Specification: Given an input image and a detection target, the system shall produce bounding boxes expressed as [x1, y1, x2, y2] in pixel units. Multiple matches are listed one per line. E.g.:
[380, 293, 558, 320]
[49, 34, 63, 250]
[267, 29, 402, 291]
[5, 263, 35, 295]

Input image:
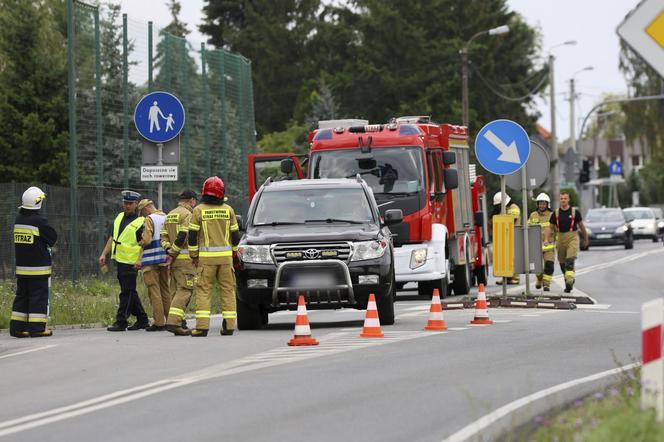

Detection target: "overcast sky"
[119, 0, 640, 141]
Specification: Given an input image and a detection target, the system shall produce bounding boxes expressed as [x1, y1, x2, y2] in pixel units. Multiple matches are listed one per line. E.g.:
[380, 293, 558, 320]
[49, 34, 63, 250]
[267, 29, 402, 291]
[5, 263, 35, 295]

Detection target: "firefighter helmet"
[20, 186, 46, 210]
[202, 176, 225, 199]
[535, 193, 550, 204]
[493, 192, 510, 206]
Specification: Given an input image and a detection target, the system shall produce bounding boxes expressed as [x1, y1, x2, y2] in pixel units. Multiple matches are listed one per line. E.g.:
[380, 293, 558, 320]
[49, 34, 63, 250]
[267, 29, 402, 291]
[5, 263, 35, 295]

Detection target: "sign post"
[134, 91, 186, 208]
[475, 119, 530, 298]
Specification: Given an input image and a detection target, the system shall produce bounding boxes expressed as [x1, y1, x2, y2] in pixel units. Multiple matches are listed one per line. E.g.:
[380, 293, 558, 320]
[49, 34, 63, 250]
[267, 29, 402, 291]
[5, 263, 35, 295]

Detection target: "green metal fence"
[18, 0, 255, 281]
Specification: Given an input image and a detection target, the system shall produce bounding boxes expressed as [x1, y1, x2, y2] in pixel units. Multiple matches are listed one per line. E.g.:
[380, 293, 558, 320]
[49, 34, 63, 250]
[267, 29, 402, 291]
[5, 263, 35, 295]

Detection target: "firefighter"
[99, 190, 150, 331]
[187, 176, 241, 337]
[546, 190, 589, 293]
[492, 192, 521, 284]
[136, 199, 170, 331]
[161, 190, 198, 336]
[529, 193, 554, 291]
[10, 186, 58, 338]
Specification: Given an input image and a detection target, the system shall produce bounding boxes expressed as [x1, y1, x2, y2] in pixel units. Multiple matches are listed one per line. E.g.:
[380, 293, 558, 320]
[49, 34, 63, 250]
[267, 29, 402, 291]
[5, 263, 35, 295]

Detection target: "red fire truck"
[248, 116, 489, 296]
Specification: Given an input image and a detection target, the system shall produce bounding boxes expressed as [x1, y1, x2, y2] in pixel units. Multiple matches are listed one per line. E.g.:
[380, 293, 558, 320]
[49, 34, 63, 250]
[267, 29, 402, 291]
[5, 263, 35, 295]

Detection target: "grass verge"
[1, 274, 224, 329]
[514, 366, 664, 442]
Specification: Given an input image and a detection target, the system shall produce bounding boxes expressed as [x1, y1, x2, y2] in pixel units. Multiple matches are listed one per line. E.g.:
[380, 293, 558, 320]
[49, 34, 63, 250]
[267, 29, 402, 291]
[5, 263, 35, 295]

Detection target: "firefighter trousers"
[116, 263, 148, 327]
[556, 232, 578, 285]
[143, 265, 170, 326]
[10, 277, 50, 336]
[194, 263, 236, 331]
[166, 264, 196, 327]
[536, 249, 555, 288]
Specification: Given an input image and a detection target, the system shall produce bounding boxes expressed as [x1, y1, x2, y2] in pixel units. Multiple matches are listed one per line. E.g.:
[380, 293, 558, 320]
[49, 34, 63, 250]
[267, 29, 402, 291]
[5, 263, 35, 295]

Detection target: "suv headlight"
[351, 240, 388, 261]
[410, 248, 427, 269]
[615, 225, 628, 234]
[237, 245, 273, 264]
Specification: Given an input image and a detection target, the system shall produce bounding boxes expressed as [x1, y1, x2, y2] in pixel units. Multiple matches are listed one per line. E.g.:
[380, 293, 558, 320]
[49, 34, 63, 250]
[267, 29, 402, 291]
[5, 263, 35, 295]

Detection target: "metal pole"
[219, 53, 228, 178]
[157, 143, 163, 209]
[549, 54, 560, 206]
[181, 40, 191, 188]
[570, 78, 576, 154]
[94, 6, 104, 254]
[148, 22, 153, 92]
[461, 48, 469, 128]
[202, 43, 211, 176]
[500, 176, 507, 298]
[67, 0, 79, 282]
[521, 168, 530, 295]
[122, 14, 129, 189]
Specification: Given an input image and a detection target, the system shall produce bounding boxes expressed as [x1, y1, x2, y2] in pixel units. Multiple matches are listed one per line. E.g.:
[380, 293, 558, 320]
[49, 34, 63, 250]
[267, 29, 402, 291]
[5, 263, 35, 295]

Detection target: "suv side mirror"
[280, 158, 294, 175]
[443, 151, 456, 165]
[384, 209, 403, 226]
[235, 214, 245, 231]
[443, 168, 458, 190]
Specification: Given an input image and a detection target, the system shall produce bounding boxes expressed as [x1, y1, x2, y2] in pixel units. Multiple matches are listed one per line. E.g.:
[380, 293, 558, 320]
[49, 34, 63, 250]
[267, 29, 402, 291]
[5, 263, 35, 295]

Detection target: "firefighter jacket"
[138, 211, 167, 267]
[111, 213, 145, 265]
[507, 203, 521, 226]
[187, 202, 239, 265]
[160, 202, 194, 267]
[529, 209, 555, 250]
[14, 209, 58, 278]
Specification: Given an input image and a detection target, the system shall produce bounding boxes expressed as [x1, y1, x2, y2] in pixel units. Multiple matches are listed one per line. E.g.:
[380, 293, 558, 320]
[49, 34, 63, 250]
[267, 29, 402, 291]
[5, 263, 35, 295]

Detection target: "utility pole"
[549, 54, 560, 205]
[570, 77, 577, 154]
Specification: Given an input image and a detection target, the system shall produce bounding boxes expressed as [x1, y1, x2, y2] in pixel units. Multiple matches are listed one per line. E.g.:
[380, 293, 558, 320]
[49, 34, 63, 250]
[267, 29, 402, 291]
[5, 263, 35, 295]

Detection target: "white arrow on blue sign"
[134, 91, 185, 143]
[609, 160, 623, 176]
[474, 119, 531, 175]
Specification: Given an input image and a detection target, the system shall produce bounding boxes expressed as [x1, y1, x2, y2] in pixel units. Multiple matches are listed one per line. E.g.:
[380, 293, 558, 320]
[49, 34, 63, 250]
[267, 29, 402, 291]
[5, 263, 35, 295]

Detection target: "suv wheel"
[376, 279, 395, 325]
[237, 297, 263, 330]
[452, 262, 471, 295]
[653, 234, 659, 243]
[418, 276, 449, 298]
[625, 234, 634, 249]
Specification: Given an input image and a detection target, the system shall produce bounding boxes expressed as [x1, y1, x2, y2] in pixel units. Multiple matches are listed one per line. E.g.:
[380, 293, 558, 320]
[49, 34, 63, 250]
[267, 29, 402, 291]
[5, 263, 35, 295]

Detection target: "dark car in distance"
[584, 208, 633, 249]
[235, 178, 402, 330]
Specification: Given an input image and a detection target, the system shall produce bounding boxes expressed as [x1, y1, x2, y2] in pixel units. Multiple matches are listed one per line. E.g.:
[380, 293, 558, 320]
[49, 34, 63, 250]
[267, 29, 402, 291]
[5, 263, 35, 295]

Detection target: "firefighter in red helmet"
[186, 176, 241, 336]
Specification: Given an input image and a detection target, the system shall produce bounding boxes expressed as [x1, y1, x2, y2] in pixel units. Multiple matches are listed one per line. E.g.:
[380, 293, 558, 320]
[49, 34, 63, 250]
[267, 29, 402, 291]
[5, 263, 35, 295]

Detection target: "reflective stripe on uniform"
[542, 274, 553, 282]
[16, 265, 51, 276]
[222, 311, 237, 319]
[199, 245, 232, 257]
[188, 223, 201, 231]
[564, 271, 575, 279]
[195, 310, 211, 319]
[11, 311, 28, 322]
[542, 244, 555, 251]
[176, 250, 190, 260]
[28, 313, 48, 323]
[169, 307, 185, 318]
[200, 246, 232, 252]
[14, 224, 40, 235]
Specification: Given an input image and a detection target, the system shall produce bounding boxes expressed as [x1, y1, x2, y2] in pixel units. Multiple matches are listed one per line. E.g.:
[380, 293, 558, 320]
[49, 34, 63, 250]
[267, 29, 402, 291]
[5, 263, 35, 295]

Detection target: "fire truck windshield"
[312, 147, 425, 195]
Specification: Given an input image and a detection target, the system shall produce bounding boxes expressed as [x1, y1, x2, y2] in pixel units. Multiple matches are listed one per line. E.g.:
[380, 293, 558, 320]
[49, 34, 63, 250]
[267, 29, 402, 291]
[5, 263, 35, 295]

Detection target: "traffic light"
[579, 159, 590, 183]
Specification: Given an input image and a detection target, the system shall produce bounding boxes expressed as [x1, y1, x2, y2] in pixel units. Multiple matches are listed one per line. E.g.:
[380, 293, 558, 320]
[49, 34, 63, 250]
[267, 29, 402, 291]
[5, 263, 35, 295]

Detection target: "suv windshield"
[311, 147, 425, 195]
[253, 187, 374, 225]
[586, 210, 624, 223]
[624, 208, 655, 220]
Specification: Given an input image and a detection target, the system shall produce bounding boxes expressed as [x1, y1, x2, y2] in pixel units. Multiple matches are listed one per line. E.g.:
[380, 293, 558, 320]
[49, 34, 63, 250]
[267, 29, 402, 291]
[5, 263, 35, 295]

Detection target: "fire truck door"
[248, 153, 304, 201]
[427, 150, 444, 224]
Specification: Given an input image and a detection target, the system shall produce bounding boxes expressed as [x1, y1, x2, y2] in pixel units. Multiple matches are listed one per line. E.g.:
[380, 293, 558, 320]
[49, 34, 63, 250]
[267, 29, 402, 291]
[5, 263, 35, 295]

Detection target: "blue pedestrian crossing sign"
[609, 160, 623, 176]
[134, 91, 185, 143]
[474, 119, 531, 175]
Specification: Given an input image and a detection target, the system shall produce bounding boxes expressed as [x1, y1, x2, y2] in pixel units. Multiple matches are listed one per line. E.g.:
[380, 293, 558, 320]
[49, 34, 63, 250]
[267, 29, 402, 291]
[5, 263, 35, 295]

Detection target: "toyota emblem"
[303, 248, 320, 259]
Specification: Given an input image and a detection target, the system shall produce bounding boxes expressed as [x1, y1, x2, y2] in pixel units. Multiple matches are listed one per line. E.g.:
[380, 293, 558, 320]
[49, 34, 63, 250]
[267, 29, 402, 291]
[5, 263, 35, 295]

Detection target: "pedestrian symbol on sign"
[134, 91, 185, 143]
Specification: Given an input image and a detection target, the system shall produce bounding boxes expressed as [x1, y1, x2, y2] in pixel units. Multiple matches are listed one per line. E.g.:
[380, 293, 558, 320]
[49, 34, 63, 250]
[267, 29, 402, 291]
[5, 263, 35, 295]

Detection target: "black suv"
[236, 178, 402, 329]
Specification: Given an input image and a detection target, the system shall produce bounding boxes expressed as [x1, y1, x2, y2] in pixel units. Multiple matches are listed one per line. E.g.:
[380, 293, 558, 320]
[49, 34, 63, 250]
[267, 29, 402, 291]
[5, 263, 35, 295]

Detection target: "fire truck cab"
[248, 116, 488, 296]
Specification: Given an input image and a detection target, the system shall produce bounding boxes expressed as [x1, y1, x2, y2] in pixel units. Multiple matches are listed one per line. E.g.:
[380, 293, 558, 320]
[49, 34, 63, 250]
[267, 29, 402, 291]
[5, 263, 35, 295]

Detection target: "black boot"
[127, 321, 149, 331]
[191, 329, 208, 337]
[167, 325, 191, 336]
[107, 323, 127, 332]
[30, 330, 53, 338]
[180, 319, 188, 330]
[145, 324, 166, 332]
[220, 319, 234, 336]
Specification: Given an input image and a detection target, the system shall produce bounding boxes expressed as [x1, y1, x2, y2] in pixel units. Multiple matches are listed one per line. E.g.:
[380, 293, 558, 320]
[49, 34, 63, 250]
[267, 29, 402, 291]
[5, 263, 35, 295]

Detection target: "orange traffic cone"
[288, 295, 319, 346]
[470, 283, 493, 325]
[424, 288, 448, 331]
[360, 293, 384, 338]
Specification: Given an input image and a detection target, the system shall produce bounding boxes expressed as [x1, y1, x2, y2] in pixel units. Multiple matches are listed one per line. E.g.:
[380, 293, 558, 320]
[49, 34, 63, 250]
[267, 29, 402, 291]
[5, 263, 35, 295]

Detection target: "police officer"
[99, 190, 150, 331]
[10, 186, 57, 338]
[136, 199, 170, 331]
[161, 190, 197, 336]
[546, 191, 589, 293]
[187, 177, 241, 337]
[492, 192, 521, 284]
[529, 193, 554, 291]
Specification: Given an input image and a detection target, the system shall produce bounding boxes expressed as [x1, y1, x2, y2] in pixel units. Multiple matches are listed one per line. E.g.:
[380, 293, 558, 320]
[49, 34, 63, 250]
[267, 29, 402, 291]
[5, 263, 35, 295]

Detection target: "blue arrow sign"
[609, 160, 623, 176]
[134, 91, 185, 143]
[474, 119, 531, 175]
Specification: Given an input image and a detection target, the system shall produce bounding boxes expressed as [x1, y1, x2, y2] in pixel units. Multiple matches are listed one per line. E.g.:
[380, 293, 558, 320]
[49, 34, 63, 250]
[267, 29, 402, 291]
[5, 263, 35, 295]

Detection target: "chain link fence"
[0, 2, 256, 281]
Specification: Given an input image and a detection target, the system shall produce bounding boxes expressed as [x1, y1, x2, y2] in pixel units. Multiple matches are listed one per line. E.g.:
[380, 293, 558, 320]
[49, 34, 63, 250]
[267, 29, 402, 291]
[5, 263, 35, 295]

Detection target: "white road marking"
[441, 362, 639, 442]
[520, 314, 540, 317]
[576, 304, 612, 310]
[448, 327, 469, 331]
[581, 310, 640, 315]
[0, 345, 56, 360]
[492, 320, 512, 324]
[0, 331, 440, 438]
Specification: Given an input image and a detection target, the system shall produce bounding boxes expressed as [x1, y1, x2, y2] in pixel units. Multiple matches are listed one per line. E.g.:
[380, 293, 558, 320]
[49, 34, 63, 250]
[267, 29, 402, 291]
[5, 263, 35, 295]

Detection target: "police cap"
[122, 190, 141, 202]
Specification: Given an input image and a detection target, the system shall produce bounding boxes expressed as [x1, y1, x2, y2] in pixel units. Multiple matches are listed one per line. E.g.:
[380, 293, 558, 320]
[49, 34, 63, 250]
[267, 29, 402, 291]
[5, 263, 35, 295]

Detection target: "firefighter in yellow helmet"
[546, 190, 589, 293]
[529, 193, 554, 291]
[161, 190, 198, 336]
[187, 177, 241, 336]
[136, 199, 170, 331]
[10, 186, 58, 338]
[492, 192, 521, 284]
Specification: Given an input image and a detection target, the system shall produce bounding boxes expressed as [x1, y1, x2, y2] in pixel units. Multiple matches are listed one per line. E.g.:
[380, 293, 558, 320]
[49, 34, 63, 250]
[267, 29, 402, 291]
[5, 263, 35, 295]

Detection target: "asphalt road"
[1, 240, 662, 441]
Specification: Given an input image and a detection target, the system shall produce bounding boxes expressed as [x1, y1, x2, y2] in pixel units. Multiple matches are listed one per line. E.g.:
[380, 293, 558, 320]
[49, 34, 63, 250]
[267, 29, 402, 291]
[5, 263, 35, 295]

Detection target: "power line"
[470, 63, 550, 102]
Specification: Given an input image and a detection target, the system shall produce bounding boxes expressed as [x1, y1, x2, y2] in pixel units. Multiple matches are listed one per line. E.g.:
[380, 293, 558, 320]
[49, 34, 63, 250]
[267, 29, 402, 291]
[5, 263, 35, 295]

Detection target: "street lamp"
[548, 40, 576, 206]
[569, 66, 594, 154]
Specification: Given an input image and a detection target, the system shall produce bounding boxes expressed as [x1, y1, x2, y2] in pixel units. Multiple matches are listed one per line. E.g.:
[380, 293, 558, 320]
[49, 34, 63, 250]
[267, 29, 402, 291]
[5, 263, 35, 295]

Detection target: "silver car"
[623, 207, 659, 242]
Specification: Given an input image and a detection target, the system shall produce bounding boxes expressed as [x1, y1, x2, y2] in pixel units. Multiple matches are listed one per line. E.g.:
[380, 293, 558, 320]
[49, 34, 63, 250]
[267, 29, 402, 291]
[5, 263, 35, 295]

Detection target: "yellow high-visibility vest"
[111, 213, 144, 264]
